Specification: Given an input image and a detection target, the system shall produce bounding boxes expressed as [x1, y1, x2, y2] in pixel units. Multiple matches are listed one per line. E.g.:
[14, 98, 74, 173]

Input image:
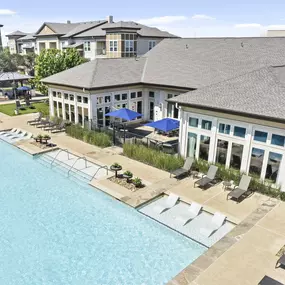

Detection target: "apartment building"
[6, 16, 177, 59]
[42, 37, 285, 190]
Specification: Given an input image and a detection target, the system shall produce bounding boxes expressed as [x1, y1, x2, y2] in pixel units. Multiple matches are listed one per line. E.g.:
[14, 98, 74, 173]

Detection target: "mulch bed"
[30, 141, 56, 149]
[109, 176, 145, 192]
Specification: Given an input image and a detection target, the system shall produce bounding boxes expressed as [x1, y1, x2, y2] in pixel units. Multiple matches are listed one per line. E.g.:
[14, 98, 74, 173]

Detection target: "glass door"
[187, 133, 197, 158]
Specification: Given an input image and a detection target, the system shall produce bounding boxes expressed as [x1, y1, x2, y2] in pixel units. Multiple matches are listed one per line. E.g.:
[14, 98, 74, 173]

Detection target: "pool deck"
[2, 112, 285, 284]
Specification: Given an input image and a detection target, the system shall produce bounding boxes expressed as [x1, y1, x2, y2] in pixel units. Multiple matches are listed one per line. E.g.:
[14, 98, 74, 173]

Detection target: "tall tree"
[32, 48, 87, 95]
[0, 49, 17, 72]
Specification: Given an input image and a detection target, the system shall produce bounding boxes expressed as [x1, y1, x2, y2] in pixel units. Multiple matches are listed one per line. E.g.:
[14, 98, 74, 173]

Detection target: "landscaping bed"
[109, 176, 145, 192]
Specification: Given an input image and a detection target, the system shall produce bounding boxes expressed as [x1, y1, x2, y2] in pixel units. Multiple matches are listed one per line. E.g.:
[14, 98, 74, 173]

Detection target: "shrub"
[123, 143, 184, 172]
[65, 124, 112, 148]
[132, 177, 143, 187]
[123, 170, 133, 178]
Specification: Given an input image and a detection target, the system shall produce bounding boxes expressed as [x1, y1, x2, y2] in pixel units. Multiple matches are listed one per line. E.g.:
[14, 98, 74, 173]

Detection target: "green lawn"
[0, 102, 49, 116]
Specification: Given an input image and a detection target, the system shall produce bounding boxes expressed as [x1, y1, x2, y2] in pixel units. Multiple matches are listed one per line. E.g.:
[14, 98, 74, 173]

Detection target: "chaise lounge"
[194, 165, 218, 189]
[170, 157, 194, 178]
[154, 193, 179, 214]
[200, 212, 226, 237]
[27, 113, 42, 125]
[175, 202, 202, 225]
[227, 175, 252, 203]
[259, 275, 284, 285]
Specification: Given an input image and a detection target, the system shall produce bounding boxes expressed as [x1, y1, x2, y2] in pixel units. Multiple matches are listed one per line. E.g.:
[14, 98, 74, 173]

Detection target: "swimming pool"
[0, 141, 206, 285]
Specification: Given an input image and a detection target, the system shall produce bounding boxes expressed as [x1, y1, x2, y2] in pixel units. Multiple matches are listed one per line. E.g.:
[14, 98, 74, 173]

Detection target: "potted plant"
[34, 134, 43, 143]
[110, 162, 122, 178]
[132, 177, 143, 188]
[123, 170, 133, 182]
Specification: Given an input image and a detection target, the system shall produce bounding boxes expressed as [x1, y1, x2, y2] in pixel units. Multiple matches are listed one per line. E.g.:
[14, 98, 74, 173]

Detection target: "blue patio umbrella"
[105, 108, 142, 144]
[17, 86, 31, 91]
[145, 118, 180, 132]
[105, 108, 142, 121]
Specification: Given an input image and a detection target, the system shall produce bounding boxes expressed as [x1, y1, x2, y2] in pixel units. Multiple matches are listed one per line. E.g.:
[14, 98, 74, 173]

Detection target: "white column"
[88, 95, 92, 129]
[208, 117, 218, 163]
[56, 101, 59, 117]
[81, 106, 84, 127]
[74, 95, 79, 124]
[278, 155, 285, 191]
[49, 90, 55, 116]
[242, 124, 253, 173]
[62, 101, 66, 120]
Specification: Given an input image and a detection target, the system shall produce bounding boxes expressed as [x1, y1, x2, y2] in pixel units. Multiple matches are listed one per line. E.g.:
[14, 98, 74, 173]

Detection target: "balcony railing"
[96, 49, 106, 56]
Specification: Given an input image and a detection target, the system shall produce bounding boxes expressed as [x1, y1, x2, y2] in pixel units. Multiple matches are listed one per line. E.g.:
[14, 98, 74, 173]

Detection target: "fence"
[88, 119, 179, 155]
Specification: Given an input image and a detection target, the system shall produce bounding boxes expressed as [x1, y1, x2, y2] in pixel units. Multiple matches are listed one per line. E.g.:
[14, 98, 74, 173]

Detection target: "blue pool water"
[0, 141, 206, 285]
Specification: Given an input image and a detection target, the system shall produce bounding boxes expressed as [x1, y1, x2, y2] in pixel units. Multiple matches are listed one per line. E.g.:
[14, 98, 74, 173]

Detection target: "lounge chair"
[11, 131, 27, 140]
[175, 202, 202, 225]
[200, 212, 226, 237]
[27, 113, 42, 125]
[259, 275, 284, 285]
[50, 121, 66, 133]
[194, 165, 218, 189]
[154, 193, 179, 214]
[0, 128, 17, 135]
[4, 129, 21, 137]
[170, 157, 194, 178]
[227, 175, 252, 203]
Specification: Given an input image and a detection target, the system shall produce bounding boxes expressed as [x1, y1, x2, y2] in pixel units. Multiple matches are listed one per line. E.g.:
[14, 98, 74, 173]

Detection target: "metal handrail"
[91, 165, 109, 181]
[67, 156, 88, 176]
[51, 149, 70, 167]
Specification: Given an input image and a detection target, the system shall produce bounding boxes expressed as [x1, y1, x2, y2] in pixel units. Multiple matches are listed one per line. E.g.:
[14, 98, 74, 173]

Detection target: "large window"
[122, 93, 128, 100]
[216, 140, 229, 165]
[84, 41, 91, 51]
[230, 143, 244, 170]
[266, 152, 282, 183]
[219, 123, 231, 135]
[149, 91, 155, 98]
[249, 147, 265, 177]
[189, 117, 198, 128]
[125, 40, 134, 52]
[110, 40, 118, 52]
[131, 92, 136, 99]
[254, 130, 268, 143]
[233, 126, 246, 138]
[271, 134, 285, 147]
[187, 133, 197, 158]
[83, 97, 88, 104]
[114, 94, 120, 101]
[199, 136, 210, 161]
[201, 120, 212, 130]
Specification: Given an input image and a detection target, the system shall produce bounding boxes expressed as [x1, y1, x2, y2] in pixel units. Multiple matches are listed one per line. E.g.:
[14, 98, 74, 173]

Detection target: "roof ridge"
[141, 57, 148, 82]
[89, 60, 99, 88]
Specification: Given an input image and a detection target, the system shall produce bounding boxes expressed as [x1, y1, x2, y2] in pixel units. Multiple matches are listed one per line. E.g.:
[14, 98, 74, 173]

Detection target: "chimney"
[107, 15, 113, 23]
[67, 20, 71, 24]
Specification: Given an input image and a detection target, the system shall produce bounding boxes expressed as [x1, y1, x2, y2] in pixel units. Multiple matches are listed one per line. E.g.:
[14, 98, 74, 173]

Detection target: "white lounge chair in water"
[200, 212, 226, 237]
[4, 129, 21, 137]
[175, 202, 202, 225]
[154, 193, 179, 214]
[11, 131, 27, 140]
[0, 128, 17, 136]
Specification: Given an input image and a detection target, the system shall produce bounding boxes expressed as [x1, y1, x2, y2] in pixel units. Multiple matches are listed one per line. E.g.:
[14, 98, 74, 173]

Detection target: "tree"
[0, 49, 17, 72]
[32, 48, 87, 95]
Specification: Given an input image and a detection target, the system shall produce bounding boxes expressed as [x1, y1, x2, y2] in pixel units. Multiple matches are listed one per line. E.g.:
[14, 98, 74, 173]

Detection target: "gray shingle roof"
[6, 30, 27, 37]
[42, 58, 146, 89]
[0, 72, 33, 81]
[35, 22, 81, 36]
[170, 66, 285, 121]
[74, 21, 177, 38]
[142, 38, 285, 89]
[61, 21, 106, 38]
[18, 34, 36, 41]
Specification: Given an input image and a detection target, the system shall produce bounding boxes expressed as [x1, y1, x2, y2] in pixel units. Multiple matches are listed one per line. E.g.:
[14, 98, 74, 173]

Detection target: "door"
[149, 101, 154, 121]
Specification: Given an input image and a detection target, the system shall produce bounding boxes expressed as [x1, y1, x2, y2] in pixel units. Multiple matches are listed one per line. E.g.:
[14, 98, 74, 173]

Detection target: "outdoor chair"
[154, 193, 179, 214]
[0, 128, 16, 135]
[50, 121, 66, 133]
[194, 165, 218, 189]
[27, 113, 42, 125]
[4, 129, 21, 137]
[276, 253, 285, 268]
[227, 175, 252, 203]
[170, 157, 194, 178]
[258, 275, 284, 285]
[175, 202, 202, 225]
[200, 212, 226, 237]
[35, 117, 51, 128]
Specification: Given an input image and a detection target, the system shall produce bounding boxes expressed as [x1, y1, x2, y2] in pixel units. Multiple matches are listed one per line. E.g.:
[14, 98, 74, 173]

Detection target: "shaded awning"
[63, 42, 84, 50]
[145, 118, 180, 132]
[0, 72, 33, 82]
